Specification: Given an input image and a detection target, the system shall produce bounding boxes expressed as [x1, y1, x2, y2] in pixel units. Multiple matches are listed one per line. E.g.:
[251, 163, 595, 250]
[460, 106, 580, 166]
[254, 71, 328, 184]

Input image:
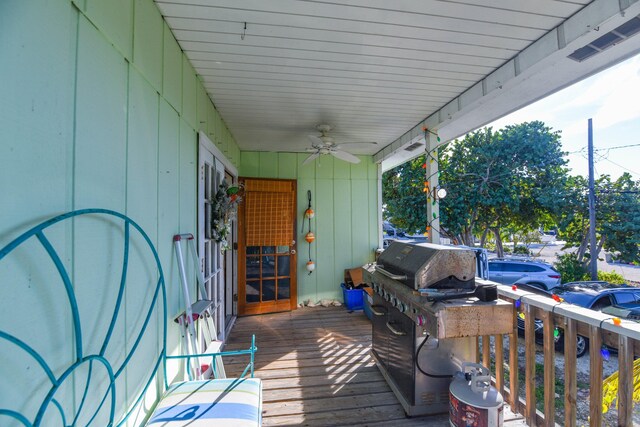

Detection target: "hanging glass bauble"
[306, 260, 316, 272]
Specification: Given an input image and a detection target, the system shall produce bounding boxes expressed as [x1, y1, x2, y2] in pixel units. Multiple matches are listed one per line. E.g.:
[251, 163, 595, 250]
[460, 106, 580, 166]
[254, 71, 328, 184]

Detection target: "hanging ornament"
[303, 190, 315, 275]
[306, 260, 316, 272]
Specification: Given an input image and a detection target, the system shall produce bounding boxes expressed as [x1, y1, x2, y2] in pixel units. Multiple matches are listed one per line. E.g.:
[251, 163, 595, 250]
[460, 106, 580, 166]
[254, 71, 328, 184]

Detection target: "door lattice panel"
[245, 190, 294, 246]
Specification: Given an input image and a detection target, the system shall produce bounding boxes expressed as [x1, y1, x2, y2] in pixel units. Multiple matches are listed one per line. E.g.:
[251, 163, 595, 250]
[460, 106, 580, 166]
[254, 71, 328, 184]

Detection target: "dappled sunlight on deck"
[224, 306, 526, 426]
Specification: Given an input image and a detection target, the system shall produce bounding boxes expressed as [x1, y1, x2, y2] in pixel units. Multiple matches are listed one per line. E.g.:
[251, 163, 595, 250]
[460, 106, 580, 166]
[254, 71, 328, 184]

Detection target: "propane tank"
[449, 362, 504, 427]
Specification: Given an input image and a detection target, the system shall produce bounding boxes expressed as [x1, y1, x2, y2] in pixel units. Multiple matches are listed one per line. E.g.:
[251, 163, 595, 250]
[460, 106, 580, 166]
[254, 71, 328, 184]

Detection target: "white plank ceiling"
[155, 0, 592, 155]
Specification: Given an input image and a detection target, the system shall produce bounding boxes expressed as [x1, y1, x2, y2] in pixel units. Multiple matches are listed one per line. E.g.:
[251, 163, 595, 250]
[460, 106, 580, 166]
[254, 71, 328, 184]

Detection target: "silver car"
[488, 258, 561, 290]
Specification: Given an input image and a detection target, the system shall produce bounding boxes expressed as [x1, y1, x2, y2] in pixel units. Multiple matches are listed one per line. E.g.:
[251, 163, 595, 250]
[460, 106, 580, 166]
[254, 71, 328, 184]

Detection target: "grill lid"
[376, 241, 476, 290]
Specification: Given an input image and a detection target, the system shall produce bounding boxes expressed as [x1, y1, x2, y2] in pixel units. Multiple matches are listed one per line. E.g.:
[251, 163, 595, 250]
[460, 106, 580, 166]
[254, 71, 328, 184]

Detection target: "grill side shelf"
[363, 264, 512, 339]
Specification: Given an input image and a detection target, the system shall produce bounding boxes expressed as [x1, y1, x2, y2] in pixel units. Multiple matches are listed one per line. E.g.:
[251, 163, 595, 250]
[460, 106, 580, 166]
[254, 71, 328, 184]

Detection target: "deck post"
[564, 318, 577, 427]
[541, 310, 555, 426]
[589, 325, 603, 426]
[495, 334, 504, 396]
[617, 335, 633, 426]
[509, 304, 519, 410]
[524, 303, 536, 425]
[482, 335, 491, 370]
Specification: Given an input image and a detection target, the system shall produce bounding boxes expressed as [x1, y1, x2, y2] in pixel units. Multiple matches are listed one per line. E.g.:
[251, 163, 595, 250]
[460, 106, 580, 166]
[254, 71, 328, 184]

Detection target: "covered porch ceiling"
[155, 0, 640, 171]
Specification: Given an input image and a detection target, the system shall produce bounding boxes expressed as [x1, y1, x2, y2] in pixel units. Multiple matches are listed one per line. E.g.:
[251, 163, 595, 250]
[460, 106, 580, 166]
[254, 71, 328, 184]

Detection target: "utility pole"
[588, 118, 598, 280]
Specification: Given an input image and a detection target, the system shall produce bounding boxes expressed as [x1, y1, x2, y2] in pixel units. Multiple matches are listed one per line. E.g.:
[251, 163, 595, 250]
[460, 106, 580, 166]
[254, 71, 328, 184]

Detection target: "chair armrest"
[166, 334, 257, 378]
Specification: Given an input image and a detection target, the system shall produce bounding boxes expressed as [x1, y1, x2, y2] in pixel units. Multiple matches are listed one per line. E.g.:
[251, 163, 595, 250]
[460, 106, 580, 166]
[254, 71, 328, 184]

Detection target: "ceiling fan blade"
[331, 150, 360, 164]
[303, 152, 320, 165]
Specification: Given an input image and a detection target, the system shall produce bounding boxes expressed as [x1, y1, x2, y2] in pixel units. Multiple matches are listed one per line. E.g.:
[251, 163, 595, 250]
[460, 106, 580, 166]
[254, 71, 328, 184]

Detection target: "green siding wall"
[0, 0, 241, 423]
[239, 153, 382, 303]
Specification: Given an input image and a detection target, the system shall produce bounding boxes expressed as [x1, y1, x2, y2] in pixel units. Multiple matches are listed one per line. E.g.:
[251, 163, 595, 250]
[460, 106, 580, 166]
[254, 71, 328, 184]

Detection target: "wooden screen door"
[238, 178, 297, 315]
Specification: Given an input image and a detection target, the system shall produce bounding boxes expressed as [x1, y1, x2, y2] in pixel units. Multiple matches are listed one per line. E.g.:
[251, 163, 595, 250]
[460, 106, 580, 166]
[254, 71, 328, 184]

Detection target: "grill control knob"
[398, 303, 407, 313]
[385, 293, 392, 302]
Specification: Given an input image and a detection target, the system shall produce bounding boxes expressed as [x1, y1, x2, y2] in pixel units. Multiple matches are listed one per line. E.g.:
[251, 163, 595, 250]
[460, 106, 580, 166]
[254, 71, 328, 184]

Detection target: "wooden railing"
[477, 284, 640, 427]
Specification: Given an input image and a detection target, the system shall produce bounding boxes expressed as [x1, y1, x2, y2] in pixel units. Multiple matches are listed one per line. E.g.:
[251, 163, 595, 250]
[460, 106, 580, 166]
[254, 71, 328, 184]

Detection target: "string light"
[552, 294, 563, 303]
[597, 317, 622, 361]
[421, 126, 446, 239]
[422, 126, 441, 142]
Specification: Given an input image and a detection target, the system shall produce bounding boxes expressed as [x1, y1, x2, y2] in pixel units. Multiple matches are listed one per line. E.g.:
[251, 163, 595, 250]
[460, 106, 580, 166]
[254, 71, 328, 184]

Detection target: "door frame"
[197, 131, 238, 339]
[237, 177, 298, 316]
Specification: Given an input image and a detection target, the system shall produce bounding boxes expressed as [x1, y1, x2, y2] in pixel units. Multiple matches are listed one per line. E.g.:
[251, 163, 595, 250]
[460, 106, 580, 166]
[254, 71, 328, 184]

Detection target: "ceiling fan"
[303, 124, 377, 165]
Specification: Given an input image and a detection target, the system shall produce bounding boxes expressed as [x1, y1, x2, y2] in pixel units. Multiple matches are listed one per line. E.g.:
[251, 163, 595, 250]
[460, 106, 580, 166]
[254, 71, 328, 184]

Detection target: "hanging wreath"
[210, 180, 242, 251]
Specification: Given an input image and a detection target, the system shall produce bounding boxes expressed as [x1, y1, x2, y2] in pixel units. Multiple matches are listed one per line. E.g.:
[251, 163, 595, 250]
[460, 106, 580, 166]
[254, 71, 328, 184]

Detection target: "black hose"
[415, 333, 454, 379]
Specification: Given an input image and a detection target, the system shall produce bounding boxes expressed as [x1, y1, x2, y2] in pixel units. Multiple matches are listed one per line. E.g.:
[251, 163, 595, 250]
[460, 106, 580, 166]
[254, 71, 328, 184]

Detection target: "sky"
[485, 53, 640, 180]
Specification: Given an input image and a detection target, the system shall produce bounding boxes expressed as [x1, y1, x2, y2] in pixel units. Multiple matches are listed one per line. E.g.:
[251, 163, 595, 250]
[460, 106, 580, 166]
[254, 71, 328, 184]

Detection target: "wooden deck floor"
[225, 306, 527, 426]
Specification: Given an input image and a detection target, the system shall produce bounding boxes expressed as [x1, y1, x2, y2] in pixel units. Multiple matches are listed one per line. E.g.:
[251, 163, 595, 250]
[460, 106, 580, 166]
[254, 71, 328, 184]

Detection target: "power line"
[599, 157, 640, 177]
[595, 142, 640, 152]
[566, 143, 640, 156]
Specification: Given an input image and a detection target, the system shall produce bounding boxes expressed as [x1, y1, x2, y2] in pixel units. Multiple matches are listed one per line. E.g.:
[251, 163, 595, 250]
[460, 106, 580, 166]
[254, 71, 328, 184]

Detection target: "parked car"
[488, 258, 561, 290]
[516, 281, 640, 357]
[601, 303, 640, 321]
[382, 221, 406, 238]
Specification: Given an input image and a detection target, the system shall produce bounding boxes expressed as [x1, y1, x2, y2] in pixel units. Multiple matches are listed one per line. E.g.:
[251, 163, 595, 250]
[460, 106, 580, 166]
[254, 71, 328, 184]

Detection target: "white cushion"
[146, 378, 262, 426]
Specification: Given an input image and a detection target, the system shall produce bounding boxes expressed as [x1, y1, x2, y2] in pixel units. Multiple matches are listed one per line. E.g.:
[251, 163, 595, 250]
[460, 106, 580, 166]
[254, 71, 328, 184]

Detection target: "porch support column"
[425, 132, 440, 244]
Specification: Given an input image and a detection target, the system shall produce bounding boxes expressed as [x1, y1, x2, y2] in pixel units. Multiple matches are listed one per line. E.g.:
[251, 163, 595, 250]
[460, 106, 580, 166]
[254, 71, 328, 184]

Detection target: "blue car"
[517, 281, 640, 357]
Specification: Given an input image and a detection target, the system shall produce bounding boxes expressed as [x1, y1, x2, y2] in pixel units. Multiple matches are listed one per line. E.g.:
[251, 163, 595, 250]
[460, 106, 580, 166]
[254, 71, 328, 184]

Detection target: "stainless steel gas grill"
[363, 241, 512, 417]
[375, 242, 476, 291]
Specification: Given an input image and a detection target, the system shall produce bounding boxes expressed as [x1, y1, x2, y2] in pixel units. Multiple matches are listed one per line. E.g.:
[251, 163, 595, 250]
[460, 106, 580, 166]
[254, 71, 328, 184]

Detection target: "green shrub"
[513, 245, 531, 255]
[554, 253, 587, 283]
[554, 254, 627, 284]
[595, 271, 626, 285]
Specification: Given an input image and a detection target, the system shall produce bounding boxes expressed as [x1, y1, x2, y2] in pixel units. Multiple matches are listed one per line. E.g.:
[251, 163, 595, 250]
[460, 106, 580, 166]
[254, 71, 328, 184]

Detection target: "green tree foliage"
[383, 122, 568, 254]
[553, 253, 587, 283]
[599, 173, 640, 263]
[439, 122, 568, 254]
[382, 155, 428, 233]
[553, 253, 627, 284]
[558, 173, 640, 264]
